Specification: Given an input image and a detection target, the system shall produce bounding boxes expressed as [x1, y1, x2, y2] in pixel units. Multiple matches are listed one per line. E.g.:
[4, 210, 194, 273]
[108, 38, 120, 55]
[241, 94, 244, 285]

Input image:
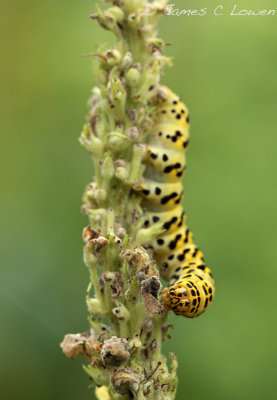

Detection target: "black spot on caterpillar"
[136, 86, 215, 318]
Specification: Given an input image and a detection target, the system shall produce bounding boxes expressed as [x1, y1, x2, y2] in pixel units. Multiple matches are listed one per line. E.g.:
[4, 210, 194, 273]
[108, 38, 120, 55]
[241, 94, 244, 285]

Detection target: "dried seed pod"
[111, 368, 141, 395]
[141, 276, 162, 317]
[122, 245, 151, 270]
[128, 108, 137, 121]
[101, 337, 130, 366]
[141, 276, 161, 299]
[83, 226, 100, 242]
[143, 319, 154, 333]
[127, 126, 139, 140]
[144, 261, 159, 278]
[115, 222, 126, 237]
[91, 236, 109, 252]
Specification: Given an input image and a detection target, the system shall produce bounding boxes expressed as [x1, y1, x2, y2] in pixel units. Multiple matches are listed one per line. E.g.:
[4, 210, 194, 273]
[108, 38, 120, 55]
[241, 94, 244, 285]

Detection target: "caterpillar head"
[161, 283, 191, 317]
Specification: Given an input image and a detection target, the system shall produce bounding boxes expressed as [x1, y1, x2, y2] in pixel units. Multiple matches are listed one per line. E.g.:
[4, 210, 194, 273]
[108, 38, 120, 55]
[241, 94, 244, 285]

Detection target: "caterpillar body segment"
[143, 205, 186, 234]
[145, 225, 194, 257]
[140, 180, 184, 210]
[148, 124, 190, 153]
[135, 86, 215, 318]
[145, 146, 187, 182]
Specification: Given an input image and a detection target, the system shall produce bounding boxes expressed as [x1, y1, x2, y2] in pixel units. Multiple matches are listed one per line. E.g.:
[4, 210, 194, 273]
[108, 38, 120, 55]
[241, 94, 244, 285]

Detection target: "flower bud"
[107, 132, 129, 152]
[122, 52, 133, 69]
[83, 244, 98, 268]
[108, 78, 126, 116]
[87, 298, 103, 314]
[115, 159, 126, 168]
[100, 155, 114, 180]
[115, 223, 126, 237]
[128, 334, 142, 352]
[127, 126, 139, 140]
[79, 124, 103, 155]
[106, 49, 122, 66]
[112, 303, 130, 320]
[147, 37, 166, 49]
[91, 5, 120, 36]
[95, 189, 107, 201]
[108, 6, 124, 22]
[125, 68, 141, 87]
[115, 167, 129, 181]
[134, 143, 147, 159]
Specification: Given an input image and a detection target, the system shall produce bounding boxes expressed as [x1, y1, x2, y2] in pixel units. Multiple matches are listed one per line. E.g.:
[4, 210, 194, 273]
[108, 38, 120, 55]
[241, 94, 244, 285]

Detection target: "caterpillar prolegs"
[137, 86, 215, 318]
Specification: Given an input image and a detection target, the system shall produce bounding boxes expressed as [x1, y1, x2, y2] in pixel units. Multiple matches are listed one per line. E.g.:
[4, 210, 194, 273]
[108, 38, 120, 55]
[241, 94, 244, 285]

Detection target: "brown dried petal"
[60, 331, 99, 359]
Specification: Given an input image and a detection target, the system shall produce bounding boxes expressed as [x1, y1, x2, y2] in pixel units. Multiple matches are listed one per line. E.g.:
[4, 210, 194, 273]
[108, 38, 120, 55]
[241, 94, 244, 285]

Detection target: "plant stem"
[61, 1, 178, 399]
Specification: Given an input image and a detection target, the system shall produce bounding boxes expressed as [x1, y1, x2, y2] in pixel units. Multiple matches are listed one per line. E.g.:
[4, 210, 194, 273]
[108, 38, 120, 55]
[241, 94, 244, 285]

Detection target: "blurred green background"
[1, 0, 277, 399]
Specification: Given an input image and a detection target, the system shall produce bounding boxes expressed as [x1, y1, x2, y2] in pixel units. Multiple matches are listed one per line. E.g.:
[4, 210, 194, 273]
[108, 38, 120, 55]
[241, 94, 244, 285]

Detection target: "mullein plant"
[61, 1, 178, 399]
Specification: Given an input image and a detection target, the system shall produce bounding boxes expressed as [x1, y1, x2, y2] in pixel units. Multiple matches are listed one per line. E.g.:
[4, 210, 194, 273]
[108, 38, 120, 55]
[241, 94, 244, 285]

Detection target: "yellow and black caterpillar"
[137, 86, 215, 317]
